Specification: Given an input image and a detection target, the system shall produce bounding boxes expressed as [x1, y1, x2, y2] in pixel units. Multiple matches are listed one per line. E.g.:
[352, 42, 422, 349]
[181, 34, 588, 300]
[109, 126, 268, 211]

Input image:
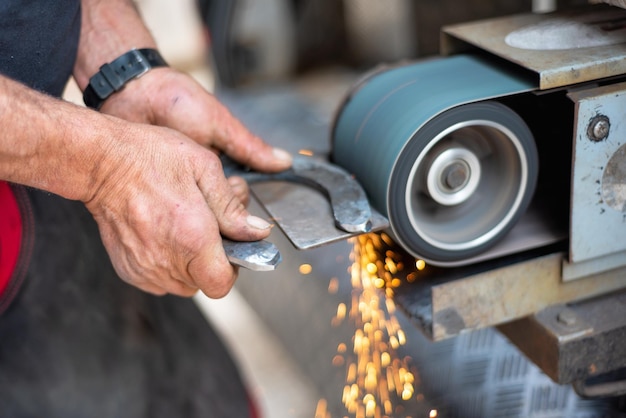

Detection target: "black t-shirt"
[0, 0, 81, 97]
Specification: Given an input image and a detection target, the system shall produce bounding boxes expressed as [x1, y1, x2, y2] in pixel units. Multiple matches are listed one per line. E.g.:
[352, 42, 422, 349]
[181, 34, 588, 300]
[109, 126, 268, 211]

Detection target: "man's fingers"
[187, 243, 238, 299]
[228, 175, 250, 207]
[129, 70, 293, 173]
[224, 136, 292, 173]
[197, 154, 272, 242]
[210, 105, 292, 173]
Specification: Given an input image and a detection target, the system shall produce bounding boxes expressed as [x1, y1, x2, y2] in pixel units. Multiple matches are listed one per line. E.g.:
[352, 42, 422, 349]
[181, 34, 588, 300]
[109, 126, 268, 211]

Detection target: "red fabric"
[0, 181, 22, 299]
[248, 391, 261, 418]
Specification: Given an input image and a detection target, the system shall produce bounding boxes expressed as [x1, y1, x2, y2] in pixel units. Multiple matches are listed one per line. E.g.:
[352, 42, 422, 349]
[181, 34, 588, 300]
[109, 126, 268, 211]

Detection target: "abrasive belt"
[332, 54, 537, 262]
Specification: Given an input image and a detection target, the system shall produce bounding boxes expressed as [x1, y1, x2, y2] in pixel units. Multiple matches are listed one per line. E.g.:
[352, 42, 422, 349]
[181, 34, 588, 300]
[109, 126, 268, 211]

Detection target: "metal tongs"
[220, 155, 382, 271]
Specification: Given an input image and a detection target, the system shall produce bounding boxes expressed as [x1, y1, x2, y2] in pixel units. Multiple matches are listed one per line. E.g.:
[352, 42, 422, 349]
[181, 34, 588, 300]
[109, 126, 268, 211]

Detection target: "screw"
[442, 161, 469, 190]
[587, 115, 610, 142]
[557, 309, 577, 326]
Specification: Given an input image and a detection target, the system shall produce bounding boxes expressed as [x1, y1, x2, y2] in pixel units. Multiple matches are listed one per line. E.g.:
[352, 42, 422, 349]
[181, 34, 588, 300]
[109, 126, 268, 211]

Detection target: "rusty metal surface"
[568, 81, 626, 268]
[394, 250, 626, 341]
[441, 6, 626, 90]
[498, 290, 626, 384]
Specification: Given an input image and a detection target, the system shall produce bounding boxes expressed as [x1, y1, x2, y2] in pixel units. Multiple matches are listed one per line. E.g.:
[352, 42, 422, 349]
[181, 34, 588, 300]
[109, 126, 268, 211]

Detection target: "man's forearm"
[74, 0, 158, 90]
[0, 75, 117, 202]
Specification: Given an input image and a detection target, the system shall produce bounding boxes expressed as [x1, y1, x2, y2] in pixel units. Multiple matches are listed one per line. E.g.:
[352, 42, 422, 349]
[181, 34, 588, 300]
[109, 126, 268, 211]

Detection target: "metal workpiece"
[279, 155, 373, 233]
[250, 181, 390, 250]
[222, 239, 281, 271]
[441, 5, 626, 90]
[219, 152, 386, 269]
[222, 154, 388, 249]
[498, 291, 626, 387]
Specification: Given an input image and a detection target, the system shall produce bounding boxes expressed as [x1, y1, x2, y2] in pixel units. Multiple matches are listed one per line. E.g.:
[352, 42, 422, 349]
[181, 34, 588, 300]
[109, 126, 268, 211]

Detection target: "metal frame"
[393, 250, 626, 341]
[441, 5, 626, 90]
[498, 290, 626, 385]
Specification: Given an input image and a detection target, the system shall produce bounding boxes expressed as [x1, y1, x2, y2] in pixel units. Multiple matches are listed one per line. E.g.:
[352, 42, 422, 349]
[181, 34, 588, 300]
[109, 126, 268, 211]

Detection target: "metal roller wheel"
[388, 101, 538, 264]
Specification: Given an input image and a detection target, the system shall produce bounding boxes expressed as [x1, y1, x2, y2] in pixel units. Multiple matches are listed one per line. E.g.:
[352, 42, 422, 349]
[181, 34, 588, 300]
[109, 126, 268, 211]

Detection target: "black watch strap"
[83, 48, 168, 110]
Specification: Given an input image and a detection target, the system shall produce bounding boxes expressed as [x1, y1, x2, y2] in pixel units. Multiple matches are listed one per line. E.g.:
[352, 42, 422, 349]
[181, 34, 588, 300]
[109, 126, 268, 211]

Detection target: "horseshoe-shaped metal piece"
[220, 155, 376, 271]
[222, 155, 373, 233]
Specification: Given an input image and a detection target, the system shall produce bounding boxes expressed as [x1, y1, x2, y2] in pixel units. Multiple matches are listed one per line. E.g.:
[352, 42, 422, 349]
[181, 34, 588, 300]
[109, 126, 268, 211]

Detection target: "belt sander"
[231, 4, 626, 275]
[223, 4, 626, 394]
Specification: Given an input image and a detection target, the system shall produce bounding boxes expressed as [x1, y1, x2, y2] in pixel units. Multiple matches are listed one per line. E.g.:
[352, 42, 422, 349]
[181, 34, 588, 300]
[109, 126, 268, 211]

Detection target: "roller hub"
[390, 101, 538, 264]
[426, 147, 481, 206]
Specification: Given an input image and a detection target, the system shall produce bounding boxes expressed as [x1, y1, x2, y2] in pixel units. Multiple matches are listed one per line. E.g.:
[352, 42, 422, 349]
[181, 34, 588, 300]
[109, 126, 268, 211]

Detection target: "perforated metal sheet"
[398, 326, 620, 418]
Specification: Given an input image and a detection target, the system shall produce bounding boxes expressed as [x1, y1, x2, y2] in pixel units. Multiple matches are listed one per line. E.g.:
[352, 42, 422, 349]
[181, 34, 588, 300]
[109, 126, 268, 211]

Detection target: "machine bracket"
[498, 291, 626, 385]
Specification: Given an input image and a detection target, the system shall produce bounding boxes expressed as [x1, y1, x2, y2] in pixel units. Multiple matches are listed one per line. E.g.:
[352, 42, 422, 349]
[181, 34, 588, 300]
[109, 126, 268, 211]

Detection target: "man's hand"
[72, 0, 292, 298]
[84, 121, 274, 298]
[0, 73, 273, 298]
[100, 67, 293, 173]
[92, 68, 292, 298]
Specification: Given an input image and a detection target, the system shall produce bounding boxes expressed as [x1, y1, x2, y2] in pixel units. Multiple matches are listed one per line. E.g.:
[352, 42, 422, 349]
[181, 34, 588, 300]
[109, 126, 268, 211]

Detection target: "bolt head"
[587, 115, 610, 142]
[442, 161, 469, 191]
[557, 309, 577, 326]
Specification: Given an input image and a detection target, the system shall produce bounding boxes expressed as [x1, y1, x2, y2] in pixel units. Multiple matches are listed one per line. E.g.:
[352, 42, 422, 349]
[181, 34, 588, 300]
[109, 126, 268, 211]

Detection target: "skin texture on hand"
[84, 122, 277, 298]
[100, 68, 293, 173]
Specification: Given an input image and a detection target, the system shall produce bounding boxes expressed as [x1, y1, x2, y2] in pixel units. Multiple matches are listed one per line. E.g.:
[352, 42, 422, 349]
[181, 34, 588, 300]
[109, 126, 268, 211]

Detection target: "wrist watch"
[83, 48, 168, 110]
